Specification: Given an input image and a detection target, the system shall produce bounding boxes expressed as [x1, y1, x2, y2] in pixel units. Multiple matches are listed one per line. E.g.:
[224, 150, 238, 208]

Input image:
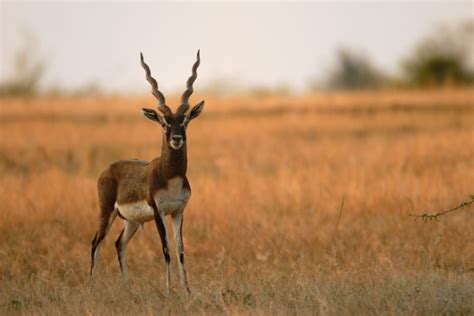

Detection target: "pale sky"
[0, 1, 472, 93]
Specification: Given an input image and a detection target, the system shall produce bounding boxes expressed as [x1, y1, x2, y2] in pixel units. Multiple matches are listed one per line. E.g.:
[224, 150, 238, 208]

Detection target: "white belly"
[115, 200, 155, 223]
[116, 177, 191, 223]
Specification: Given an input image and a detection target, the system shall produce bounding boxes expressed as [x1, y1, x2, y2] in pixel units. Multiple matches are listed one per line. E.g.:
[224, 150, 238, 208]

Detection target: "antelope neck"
[159, 136, 187, 179]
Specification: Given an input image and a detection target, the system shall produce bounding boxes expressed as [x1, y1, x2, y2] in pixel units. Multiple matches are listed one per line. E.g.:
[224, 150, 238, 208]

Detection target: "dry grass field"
[0, 88, 473, 315]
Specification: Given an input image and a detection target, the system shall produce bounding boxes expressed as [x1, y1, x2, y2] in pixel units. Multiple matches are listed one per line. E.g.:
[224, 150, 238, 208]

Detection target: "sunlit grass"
[0, 88, 473, 314]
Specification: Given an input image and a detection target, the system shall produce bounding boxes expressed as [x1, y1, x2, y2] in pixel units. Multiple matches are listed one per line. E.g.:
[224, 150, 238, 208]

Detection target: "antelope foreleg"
[172, 211, 190, 292]
[153, 209, 171, 294]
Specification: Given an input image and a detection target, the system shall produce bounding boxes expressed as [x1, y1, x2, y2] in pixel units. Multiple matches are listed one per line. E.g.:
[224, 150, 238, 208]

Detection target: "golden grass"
[0, 88, 474, 315]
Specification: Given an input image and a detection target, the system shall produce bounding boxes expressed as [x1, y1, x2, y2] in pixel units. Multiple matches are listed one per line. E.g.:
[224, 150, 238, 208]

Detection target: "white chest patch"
[115, 177, 191, 223]
[154, 177, 191, 215]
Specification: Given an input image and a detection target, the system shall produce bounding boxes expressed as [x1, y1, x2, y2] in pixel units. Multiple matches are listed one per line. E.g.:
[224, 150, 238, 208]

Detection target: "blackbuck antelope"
[90, 51, 204, 293]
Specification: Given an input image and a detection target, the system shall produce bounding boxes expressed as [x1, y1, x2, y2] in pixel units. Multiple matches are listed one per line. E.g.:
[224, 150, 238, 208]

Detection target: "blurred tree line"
[0, 32, 101, 97]
[402, 21, 473, 87]
[1, 20, 472, 97]
[314, 20, 473, 90]
[312, 20, 474, 90]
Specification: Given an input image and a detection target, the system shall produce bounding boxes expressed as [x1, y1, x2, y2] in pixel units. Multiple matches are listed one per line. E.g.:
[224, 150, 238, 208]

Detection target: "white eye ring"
[179, 117, 189, 127]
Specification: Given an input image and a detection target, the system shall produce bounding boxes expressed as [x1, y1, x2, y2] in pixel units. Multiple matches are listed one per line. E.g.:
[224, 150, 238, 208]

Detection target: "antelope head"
[141, 50, 205, 150]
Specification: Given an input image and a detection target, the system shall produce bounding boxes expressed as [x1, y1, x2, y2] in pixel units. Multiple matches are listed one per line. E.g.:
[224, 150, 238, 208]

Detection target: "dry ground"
[0, 89, 473, 315]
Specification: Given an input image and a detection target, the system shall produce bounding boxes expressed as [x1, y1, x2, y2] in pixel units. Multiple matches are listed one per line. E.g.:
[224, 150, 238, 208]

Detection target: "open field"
[1, 88, 474, 314]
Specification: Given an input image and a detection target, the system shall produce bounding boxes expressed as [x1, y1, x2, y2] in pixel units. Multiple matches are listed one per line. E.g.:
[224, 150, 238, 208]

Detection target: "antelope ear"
[142, 108, 167, 126]
[189, 100, 205, 121]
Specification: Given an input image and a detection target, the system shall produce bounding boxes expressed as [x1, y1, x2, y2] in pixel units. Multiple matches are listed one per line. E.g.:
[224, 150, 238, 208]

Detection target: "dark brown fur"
[90, 121, 196, 280]
[90, 51, 203, 292]
[97, 135, 190, 206]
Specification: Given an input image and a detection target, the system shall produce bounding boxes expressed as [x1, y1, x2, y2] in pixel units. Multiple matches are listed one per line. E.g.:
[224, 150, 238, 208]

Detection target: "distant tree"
[402, 20, 474, 87]
[0, 32, 46, 97]
[318, 47, 385, 90]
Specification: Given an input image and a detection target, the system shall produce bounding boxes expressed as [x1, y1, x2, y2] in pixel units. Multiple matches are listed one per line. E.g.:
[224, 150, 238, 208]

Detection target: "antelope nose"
[172, 135, 183, 142]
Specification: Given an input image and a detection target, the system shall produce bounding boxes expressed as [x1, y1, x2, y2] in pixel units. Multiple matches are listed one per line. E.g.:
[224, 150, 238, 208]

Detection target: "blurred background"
[1, 2, 474, 314]
[1, 1, 473, 96]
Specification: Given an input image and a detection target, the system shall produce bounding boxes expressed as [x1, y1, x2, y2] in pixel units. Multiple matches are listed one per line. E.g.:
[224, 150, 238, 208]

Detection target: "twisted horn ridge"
[177, 50, 201, 114]
[140, 52, 171, 115]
